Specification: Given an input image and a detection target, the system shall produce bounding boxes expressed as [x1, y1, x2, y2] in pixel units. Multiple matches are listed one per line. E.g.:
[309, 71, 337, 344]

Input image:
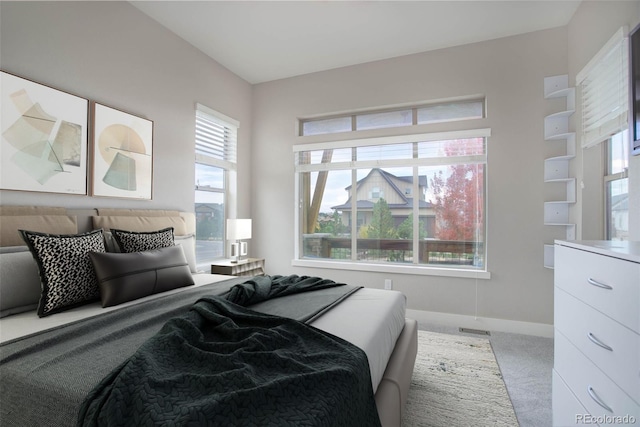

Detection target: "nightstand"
[210, 258, 265, 277]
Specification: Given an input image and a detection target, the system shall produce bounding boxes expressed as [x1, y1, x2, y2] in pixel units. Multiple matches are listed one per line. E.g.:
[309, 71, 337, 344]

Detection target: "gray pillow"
[0, 247, 41, 317]
[111, 227, 174, 253]
[20, 229, 106, 317]
[89, 245, 194, 308]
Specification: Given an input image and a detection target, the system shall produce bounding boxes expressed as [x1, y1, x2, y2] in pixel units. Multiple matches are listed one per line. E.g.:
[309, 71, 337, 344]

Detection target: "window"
[294, 129, 489, 273]
[604, 130, 629, 241]
[194, 104, 238, 269]
[417, 101, 484, 125]
[370, 187, 383, 199]
[300, 99, 484, 136]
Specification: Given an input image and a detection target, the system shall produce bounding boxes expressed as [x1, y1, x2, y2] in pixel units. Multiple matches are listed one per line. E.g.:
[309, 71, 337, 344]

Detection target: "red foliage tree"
[430, 139, 484, 241]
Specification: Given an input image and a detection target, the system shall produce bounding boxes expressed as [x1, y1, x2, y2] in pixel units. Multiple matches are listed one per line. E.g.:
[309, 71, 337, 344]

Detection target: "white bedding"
[0, 273, 406, 391]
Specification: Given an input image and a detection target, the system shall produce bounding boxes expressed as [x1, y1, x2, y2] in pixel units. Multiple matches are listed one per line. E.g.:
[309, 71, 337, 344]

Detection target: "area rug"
[402, 330, 519, 427]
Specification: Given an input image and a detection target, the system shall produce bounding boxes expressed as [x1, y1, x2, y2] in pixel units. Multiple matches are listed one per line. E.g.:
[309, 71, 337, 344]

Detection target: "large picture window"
[194, 104, 238, 269]
[294, 129, 489, 272]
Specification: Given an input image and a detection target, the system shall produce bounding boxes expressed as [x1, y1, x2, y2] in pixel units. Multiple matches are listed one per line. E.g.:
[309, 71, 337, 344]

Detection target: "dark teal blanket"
[78, 276, 381, 426]
[225, 274, 348, 307]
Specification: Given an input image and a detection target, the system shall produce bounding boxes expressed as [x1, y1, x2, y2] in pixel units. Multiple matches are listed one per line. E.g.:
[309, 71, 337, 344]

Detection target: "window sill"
[291, 259, 491, 279]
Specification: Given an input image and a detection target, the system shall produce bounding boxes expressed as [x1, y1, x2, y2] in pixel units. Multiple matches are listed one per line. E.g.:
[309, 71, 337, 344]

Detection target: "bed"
[0, 207, 418, 426]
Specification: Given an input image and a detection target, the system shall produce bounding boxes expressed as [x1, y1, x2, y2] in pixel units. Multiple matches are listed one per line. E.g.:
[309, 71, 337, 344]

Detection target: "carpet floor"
[402, 330, 519, 427]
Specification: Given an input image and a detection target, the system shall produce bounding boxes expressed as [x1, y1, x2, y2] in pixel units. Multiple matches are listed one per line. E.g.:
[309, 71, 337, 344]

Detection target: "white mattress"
[0, 274, 406, 391]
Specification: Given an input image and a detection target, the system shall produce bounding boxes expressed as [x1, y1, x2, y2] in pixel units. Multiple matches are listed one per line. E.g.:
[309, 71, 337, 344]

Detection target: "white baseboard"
[406, 309, 554, 338]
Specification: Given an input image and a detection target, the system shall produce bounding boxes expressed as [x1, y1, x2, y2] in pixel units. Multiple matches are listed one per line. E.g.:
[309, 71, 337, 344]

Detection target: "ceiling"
[131, 1, 581, 84]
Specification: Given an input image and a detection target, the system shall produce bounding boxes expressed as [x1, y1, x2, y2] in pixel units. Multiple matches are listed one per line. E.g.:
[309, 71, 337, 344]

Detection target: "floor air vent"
[459, 327, 491, 336]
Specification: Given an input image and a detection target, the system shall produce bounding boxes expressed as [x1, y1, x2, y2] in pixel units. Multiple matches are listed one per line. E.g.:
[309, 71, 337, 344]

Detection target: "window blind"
[195, 104, 238, 168]
[577, 27, 629, 148]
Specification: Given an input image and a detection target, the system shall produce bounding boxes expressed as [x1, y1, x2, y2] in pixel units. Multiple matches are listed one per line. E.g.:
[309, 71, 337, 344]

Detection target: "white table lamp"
[227, 219, 252, 263]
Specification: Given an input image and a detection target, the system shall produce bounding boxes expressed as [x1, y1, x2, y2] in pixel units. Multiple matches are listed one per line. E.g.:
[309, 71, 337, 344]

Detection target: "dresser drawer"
[553, 370, 590, 426]
[555, 331, 640, 419]
[555, 287, 640, 404]
[555, 244, 640, 333]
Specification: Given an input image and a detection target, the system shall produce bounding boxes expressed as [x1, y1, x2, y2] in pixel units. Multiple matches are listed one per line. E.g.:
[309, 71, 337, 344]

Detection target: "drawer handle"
[587, 278, 613, 290]
[587, 333, 613, 351]
[587, 386, 613, 413]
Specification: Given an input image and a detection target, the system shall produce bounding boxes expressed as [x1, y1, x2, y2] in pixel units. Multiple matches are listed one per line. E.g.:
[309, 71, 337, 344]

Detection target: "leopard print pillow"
[19, 229, 106, 317]
[111, 227, 175, 253]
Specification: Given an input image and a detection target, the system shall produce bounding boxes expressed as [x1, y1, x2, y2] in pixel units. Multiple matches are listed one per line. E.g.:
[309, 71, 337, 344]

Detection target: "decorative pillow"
[111, 227, 174, 253]
[174, 234, 197, 273]
[89, 245, 194, 307]
[0, 247, 42, 317]
[19, 229, 106, 317]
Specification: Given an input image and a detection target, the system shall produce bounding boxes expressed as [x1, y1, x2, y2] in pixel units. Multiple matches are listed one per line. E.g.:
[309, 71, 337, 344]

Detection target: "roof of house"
[332, 197, 433, 211]
[333, 168, 432, 211]
[344, 168, 428, 191]
[611, 193, 629, 211]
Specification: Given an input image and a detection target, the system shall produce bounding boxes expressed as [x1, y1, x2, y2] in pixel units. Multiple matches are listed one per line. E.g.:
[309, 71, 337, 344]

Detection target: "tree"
[430, 139, 484, 241]
[367, 198, 397, 239]
[397, 213, 427, 239]
[316, 211, 347, 235]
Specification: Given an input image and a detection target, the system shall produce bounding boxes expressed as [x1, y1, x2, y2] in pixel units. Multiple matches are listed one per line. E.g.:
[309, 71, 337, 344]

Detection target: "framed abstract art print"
[91, 103, 153, 199]
[0, 71, 89, 195]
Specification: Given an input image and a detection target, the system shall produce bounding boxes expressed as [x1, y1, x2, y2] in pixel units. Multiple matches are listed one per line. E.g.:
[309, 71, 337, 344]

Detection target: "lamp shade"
[226, 219, 252, 240]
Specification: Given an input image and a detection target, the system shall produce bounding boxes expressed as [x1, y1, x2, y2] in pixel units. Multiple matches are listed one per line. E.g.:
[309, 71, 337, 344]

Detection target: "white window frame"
[604, 131, 629, 241]
[195, 103, 239, 268]
[292, 128, 491, 279]
[299, 97, 485, 136]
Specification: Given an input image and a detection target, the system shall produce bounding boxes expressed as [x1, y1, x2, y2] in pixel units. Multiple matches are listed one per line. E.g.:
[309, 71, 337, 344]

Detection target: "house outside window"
[194, 104, 238, 269]
[604, 130, 629, 240]
[294, 130, 489, 272]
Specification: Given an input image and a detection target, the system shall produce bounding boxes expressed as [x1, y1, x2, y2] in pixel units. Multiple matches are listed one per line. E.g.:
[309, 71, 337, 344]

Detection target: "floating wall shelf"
[542, 75, 576, 269]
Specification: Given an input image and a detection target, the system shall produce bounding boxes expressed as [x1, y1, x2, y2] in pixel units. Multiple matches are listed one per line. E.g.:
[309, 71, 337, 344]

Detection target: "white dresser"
[553, 240, 640, 426]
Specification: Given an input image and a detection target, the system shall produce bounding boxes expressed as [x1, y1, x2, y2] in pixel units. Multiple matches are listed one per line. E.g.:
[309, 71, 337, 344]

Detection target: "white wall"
[0, 1, 253, 217]
[567, 1, 640, 241]
[251, 28, 569, 325]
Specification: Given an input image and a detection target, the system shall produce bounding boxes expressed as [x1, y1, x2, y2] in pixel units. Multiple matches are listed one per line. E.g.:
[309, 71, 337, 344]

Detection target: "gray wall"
[0, 1, 253, 217]
[251, 28, 569, 325]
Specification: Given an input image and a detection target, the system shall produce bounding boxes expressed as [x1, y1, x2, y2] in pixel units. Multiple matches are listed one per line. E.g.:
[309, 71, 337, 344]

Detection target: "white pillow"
[174, 234, 197, 273]
[0, 247, 41, 317]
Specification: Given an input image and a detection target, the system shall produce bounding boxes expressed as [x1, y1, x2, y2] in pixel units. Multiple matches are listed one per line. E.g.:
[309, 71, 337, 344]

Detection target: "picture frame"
[0, 70, 89, 195]
[91, 102, 153, 199]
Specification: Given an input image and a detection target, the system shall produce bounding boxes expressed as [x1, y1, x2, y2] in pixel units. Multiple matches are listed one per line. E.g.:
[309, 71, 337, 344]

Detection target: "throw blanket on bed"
[78, 278, 381, 426]
[226, 274, 348, 307]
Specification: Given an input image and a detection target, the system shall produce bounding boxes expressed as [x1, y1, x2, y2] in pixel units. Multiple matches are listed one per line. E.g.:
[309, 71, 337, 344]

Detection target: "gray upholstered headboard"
[0, 206, 196, 247]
